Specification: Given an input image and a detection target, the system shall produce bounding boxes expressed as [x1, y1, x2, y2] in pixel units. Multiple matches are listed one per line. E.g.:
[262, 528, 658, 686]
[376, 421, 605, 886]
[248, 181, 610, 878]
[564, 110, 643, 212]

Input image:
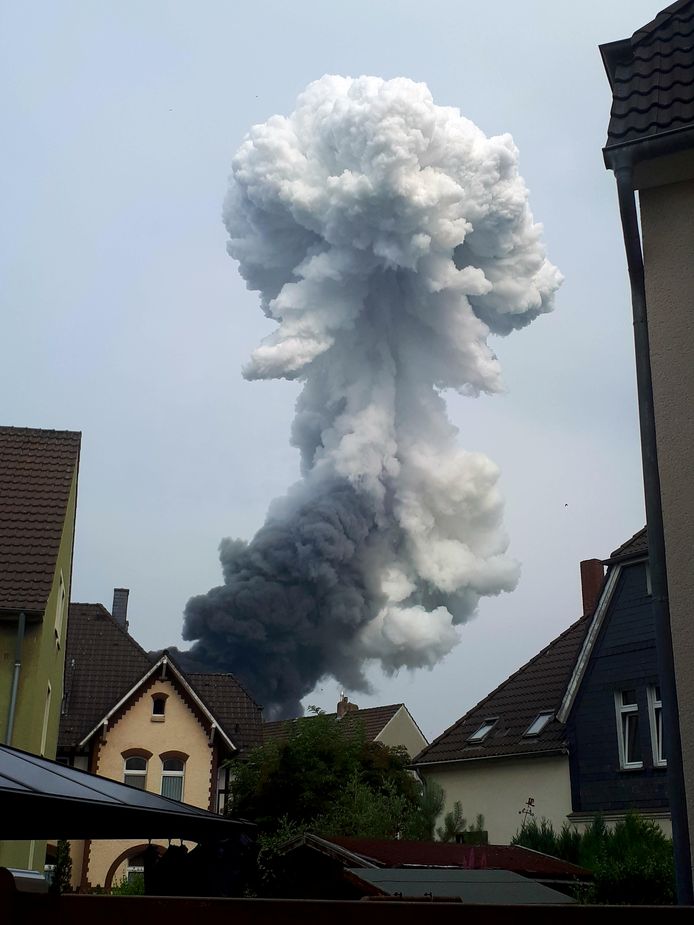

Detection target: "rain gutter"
[5, 611, 26, 745]
[609, 161, 693, 905]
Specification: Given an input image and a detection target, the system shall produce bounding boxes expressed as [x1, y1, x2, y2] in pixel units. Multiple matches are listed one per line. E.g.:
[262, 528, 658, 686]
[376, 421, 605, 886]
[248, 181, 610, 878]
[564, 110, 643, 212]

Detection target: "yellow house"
[0, 426, 81, 872]
[58, 600, 262, 891]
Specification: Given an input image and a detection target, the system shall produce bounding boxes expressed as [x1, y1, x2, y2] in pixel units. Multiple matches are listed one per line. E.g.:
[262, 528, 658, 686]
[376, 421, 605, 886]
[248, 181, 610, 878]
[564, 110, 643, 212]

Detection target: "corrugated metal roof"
[324, 836, 589, 879]
[0, 427, 80, 614]
[347, 868, 576, 904]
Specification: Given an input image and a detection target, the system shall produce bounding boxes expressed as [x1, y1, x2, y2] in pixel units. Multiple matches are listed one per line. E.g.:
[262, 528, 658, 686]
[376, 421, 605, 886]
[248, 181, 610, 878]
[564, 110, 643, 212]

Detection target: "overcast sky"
[1, 1, 660, 740]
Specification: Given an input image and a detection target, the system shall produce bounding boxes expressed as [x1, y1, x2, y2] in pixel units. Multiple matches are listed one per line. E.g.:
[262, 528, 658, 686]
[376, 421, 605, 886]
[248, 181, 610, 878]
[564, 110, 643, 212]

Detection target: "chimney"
[580, 559, 604, 617]
[112, 588, 130, 630]
[337, 693, 359, 718]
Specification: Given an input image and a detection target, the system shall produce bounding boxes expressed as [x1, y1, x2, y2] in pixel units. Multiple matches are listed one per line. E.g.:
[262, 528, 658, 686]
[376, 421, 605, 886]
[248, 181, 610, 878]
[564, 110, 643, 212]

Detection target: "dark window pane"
[152, 698, 166, 716]
[162, 758, 184, 772]
[622, 690, 637, 705]
[625, 713, 641, 764]
[124, 756, 147, 771]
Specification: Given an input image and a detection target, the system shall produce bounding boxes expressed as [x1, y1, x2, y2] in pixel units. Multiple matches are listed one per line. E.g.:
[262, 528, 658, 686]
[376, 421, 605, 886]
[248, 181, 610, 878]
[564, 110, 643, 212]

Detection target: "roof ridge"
[415, 615, 589, 761]
[632, 0, 694, 44]
[0, 425, 82, 438]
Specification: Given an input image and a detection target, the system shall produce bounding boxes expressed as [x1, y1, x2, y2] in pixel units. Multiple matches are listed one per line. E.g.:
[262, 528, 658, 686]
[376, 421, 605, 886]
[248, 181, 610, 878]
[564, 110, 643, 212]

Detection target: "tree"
[48, 840, 73, 895]
[230, 709, 432, 839]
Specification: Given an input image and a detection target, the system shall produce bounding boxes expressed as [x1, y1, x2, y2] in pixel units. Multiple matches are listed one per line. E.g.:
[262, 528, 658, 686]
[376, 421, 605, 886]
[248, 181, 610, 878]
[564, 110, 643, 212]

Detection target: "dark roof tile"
[413, 617, 590, 766]
[264, 704, 403, 745]
[603, 0, 694, 148]
[0, 427, 81, 613]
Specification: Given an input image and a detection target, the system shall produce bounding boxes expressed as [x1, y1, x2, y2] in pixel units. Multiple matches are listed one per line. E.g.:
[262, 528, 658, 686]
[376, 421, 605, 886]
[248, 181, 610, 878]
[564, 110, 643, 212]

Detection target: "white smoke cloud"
[181, 75, 561, 716]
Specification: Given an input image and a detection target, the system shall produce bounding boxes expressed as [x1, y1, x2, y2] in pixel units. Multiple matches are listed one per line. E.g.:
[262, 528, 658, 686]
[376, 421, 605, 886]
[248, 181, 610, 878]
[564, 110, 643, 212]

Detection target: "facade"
[58, 600, 262, 891]
[263, 697, 428, 758]
[0, 427, 81, 872]
[600, 0, 694, 895]
[414, 532, 671, 843]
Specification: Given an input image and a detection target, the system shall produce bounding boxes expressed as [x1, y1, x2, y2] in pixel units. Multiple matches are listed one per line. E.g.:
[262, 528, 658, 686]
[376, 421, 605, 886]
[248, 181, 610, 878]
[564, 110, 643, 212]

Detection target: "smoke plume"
[180, 76, 561, 717]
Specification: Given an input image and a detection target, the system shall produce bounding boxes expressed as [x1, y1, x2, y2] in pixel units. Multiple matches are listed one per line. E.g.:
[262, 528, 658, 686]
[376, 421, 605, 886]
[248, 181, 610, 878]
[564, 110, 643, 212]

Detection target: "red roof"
[318, 836, 590, 879]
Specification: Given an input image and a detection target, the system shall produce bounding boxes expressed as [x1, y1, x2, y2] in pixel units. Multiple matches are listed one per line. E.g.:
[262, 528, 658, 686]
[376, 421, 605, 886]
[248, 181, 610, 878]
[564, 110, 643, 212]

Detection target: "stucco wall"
[641, 175, 694, 885]
[419, 754, 572, 844]
[0, 467, 78, 873]
[85, 676, 214, 888]
[376, 707, 428, 758]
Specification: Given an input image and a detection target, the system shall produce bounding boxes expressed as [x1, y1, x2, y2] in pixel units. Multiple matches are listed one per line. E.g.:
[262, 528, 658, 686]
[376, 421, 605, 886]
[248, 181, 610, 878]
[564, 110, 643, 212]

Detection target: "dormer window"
[151, 694, 168, 721]
[524, 712, 554, 737]
[468, 718, 497, 742]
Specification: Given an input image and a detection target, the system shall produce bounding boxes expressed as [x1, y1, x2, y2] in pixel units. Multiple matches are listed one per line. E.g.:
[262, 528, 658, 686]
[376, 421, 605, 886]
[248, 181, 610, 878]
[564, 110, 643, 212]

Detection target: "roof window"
[524, 712, 553, 737]
[468, 718, 497, 742]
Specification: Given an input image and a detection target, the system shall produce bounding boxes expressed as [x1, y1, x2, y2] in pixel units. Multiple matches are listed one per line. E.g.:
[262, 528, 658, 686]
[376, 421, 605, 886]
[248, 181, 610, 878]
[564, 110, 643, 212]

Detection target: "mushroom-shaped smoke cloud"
[180, 76, 561, 717]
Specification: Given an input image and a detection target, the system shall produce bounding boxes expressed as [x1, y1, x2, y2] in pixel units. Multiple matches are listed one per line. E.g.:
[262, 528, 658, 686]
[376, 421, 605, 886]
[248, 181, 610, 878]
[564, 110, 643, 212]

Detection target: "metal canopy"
[0, 744, 250, 841]
[346, 868, 576, 905]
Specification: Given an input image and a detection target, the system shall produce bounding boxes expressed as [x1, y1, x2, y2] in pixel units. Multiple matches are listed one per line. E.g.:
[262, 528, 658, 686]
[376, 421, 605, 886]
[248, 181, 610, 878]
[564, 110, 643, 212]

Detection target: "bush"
[512, 812, 675, 904]
[110, 873, 145, 895]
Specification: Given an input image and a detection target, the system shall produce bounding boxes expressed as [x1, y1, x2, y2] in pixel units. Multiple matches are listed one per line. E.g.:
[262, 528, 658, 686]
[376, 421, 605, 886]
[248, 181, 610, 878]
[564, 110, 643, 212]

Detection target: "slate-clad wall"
[567, 562, 669, 813]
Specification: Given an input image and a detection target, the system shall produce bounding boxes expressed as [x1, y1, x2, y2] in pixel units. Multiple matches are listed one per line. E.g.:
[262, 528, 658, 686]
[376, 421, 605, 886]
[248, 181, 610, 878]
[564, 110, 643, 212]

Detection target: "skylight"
[468, 718, 497, 742]
[524, 712, 553, 737]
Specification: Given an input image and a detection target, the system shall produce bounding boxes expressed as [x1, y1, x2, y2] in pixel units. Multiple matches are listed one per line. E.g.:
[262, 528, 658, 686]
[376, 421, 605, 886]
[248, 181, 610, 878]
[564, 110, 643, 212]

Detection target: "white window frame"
[614, 689, 643, 770]
[647, 684, 666, 768]
[161, 758, 185, 801]
[123, 755, 148, 789]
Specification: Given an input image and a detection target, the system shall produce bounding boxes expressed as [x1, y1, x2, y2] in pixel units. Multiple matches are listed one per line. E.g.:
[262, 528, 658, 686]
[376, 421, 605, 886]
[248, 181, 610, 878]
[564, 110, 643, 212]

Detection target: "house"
[0, 427, 81, 873]
[266, 833, 589, 901]
[600, 0, 694, 898]
[57, 596, 262, 891]
[413, 529, 670, 843]
[264, 696, 428, 758]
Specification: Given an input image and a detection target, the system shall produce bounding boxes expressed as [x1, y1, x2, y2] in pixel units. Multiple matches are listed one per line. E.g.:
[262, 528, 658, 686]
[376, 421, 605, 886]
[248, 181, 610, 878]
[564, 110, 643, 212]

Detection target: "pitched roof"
[0, 427, 81, 614]
[263, 703, 403, 745]
[59, 604, 263, 754]
[59, 603, 153, 749]
[288, 834, 590, 879]
[187, 673, 263, 753]
[413, 617, 591, 766]
[602, 0, 694, 154]
[606, 526, 648, 563]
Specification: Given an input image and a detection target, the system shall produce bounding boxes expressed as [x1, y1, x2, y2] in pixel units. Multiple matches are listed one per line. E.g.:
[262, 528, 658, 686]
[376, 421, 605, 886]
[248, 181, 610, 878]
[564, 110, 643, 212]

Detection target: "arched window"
[123, 755, 148, 789]
[160, 757, 185, 801]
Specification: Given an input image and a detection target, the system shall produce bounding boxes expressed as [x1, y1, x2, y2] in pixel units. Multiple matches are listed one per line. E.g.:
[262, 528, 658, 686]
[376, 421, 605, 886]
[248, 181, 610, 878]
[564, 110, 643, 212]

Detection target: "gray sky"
[1, 1, 658, 740]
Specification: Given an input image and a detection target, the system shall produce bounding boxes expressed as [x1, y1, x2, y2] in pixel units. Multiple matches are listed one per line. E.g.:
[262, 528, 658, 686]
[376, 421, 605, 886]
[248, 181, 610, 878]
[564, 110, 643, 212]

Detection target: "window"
[54, 573, 66, 645]
[524, 712, 553, 737]
[468, 718, 497, 742]
[124, 755, 148, 789]
[648, 684, 666, 767]
[126, 852, 147, 886]
[40, 683, 52, 756]
[151, 694, 167, 720]
[161, 757, 185, 801]
[615, 689, 643, 769]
